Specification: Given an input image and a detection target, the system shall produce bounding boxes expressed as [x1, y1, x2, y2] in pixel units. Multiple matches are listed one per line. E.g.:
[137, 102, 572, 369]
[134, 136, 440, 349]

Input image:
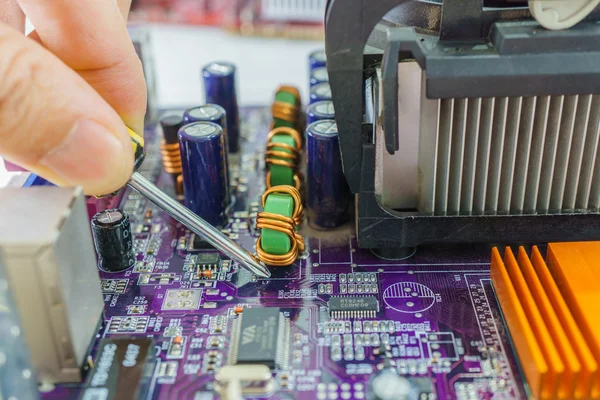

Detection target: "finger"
[17, 0, 146, 134]
[117, 0, 133, 20]
[0, 0, 24, 31]
[0, 23, 134, 195]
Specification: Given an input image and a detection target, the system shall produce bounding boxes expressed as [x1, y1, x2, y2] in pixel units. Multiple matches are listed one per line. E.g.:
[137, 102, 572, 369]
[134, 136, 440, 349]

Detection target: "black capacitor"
[160, 114, 185, 144]
[91, 209, 135, 272]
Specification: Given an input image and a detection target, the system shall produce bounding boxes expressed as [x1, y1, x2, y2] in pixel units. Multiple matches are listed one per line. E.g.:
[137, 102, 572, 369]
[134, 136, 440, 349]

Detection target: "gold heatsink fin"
[491, 243, 600, 399]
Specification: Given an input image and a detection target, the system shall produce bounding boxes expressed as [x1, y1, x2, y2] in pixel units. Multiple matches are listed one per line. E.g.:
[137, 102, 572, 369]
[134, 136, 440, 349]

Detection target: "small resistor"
[200, 270, 213, 279]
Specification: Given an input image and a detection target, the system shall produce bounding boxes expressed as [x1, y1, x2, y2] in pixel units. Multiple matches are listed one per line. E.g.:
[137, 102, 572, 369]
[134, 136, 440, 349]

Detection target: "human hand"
[0, 0, 147, 195]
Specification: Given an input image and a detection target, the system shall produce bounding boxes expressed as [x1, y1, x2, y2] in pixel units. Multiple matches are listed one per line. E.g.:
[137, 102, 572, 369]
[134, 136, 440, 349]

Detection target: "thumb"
[0, 23, 134, 195]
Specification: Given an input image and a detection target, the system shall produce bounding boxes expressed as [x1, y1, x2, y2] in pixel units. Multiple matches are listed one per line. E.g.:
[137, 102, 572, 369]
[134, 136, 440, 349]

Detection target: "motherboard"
[37, 108, 527, 400]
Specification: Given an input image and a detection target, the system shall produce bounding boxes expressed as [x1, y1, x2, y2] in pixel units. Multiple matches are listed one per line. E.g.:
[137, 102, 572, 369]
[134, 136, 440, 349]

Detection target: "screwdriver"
[124, 128, 271, 278]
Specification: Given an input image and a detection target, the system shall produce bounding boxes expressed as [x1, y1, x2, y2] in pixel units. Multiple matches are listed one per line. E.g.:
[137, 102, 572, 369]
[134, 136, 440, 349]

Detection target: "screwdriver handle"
[127, 127, 146, 171]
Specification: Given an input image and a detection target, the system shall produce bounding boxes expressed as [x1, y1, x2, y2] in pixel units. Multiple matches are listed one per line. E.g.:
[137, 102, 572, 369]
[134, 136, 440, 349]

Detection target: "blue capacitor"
[202, 62, 240, 153]
[178, 122, 229, 227]
[306, 120, 352, 229]
[306, 100, 335, 125]
[308, 49, 326, 71]
[183, 105, 229, 152]
[183, 105, 231, 203]
[309, 67, 329, 87]
[309, 83, 332, 104]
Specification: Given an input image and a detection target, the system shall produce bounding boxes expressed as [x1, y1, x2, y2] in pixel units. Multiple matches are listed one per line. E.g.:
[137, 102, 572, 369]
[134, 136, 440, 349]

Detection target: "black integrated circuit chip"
[329, 296, 379, 318]
[188, 233, 215, 251]
[195, 252, 220, 267]
[79, 337, 154, 400]
[229, 307, 288, 369]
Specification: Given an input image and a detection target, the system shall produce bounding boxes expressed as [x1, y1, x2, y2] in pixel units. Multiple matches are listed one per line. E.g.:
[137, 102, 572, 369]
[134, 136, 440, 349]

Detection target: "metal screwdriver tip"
[127, 172, 271, 278]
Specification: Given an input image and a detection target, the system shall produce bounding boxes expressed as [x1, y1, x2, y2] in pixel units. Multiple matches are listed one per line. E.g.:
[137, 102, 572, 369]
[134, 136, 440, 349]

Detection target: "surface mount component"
[329, 296, 379, 319]
[91, 209, 135, 272]
[188, 233, 216, 251]
[325, 0, 600, 253]
[228, 307, 290, 369]
[491, 242, 600, 399]
[0, 187, 103, 383]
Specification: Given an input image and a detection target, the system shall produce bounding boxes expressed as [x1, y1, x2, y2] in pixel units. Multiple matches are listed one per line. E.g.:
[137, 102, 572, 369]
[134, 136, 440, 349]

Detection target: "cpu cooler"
[325, 0, 600, 257]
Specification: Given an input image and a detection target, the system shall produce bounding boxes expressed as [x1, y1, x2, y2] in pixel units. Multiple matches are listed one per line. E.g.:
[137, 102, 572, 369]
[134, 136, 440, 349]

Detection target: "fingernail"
[39, 119, 133, 195]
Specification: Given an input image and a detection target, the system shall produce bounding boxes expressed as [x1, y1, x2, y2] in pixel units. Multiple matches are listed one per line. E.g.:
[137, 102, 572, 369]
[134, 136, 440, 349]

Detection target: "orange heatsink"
[491, 243, 600, 400]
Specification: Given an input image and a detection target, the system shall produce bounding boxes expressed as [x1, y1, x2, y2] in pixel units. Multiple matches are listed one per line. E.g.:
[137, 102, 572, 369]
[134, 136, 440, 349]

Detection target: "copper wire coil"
[260, 185, 304, 225]
[272, 85, 301, 125]
[160, 141, 182, 174]
[272, 101, 299, 123]
[255, 185, 305, 267]
[160, 140, 184, 196]
[265, 127, 302, 189]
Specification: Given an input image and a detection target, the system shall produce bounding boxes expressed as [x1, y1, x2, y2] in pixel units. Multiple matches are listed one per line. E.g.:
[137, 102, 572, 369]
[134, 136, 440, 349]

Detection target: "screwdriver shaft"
[127, 172, 271, 278]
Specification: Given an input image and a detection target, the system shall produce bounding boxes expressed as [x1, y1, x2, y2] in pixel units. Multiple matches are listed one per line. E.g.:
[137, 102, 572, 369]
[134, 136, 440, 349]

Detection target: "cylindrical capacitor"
[306, 100, 335, 125]
[91, 209, 135, 272]
[202, 62, 240, 153]
[306, 120, 351, 229]
[183, 105, 231, 203]
[183, 105, 229, 152]
[308, 49, 326, 71]
[178, 122, 229, 227]
[160, 114, 184, 145]
[309, 66, 329, 87]
[309, 82, 332, 104]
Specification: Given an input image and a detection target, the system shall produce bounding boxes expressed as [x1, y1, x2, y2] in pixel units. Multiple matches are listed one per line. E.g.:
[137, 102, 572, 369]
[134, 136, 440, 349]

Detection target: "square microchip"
[188, 233, 215, 251]
[229, 307, 288, 369]
[195, 253, 220, 266]
[329, 296, 379, 319]
[162, 289, 202, 311]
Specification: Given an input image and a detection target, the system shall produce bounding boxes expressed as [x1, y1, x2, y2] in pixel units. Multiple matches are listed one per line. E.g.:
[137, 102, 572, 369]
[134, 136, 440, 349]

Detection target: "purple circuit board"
[41, 108, 527, 400]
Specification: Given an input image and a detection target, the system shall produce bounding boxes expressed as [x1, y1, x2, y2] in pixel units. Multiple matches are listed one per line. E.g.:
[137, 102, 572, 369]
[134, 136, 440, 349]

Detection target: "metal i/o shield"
[202, 62, 240, 153]
[309, 82, 332, 104]
[306, 100, 335, 125]
[306, 120, 351, 229]
[178, 122, 229, 227]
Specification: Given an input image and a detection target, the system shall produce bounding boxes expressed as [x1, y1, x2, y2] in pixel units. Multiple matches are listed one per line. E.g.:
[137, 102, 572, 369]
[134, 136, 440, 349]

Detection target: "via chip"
[229, 307, 282, 368]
